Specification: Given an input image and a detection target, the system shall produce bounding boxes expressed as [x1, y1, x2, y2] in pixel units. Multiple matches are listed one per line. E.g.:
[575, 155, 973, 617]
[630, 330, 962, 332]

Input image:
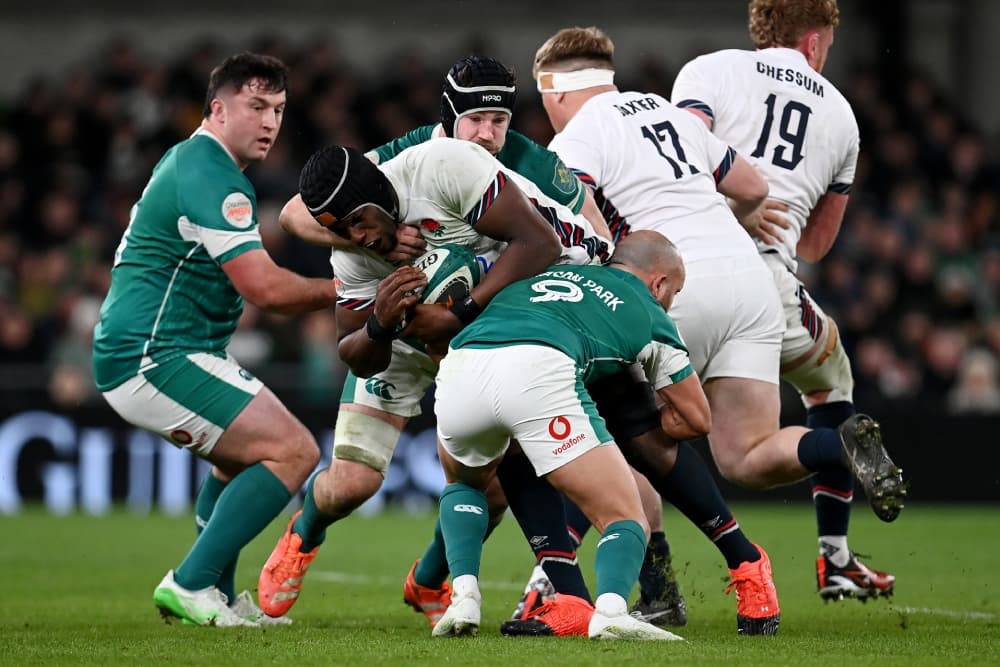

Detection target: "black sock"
[807, 402, 856, 536]
[796, 428, 847, 472]
[562, 496, 592, 546]
[637, 531, 672, 601]
[497, 450, 591, 602]
[654, 442, 759, 569]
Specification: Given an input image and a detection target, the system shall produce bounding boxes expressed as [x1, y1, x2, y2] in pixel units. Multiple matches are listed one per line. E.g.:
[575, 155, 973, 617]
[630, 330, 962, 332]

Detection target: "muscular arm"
[466, 180, 562, 307]
[656, 373, 711, 440]
[279, 194, 355, 249]
[717, 154, 769, 222]
[797, 192, 849, 263]
[222, 248, 337, 315]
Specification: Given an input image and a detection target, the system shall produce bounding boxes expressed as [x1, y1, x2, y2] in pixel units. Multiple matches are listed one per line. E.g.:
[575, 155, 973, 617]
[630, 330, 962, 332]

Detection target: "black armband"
[588, 369, 661, 442]
[365, 313, 396, 342]
[449, 295, 482, 326]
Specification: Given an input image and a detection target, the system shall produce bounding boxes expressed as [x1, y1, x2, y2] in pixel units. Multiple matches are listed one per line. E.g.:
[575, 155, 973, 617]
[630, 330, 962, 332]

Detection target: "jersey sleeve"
[330, 249, 393, 311]
[177, 157, 263, 265]
[366, 125, 438, 165]
[830, 111, 860, 193]
[672, 55, 722, 127]
[638, 310, 693, 389]
[502, 131, 586, 213]
[548, 127, 606, 196]
[425, 140, 505, 226]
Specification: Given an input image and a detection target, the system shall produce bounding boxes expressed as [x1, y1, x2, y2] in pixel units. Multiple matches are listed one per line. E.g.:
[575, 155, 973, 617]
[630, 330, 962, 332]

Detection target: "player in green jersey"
[431, 231, 693, 640]
[92, 52, 338, 627]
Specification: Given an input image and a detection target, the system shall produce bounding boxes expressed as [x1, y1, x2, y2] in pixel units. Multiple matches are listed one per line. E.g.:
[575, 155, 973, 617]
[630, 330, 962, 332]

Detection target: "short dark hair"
[202, 52, 288, 118]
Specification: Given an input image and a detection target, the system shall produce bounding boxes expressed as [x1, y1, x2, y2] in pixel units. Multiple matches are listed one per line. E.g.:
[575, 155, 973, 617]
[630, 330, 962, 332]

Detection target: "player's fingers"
[764, 198, 789, 212]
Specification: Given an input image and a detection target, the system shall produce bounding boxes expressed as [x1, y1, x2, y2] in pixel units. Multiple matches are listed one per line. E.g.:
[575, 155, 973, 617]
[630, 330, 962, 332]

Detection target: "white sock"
[451, 574, 481, 600]
[594, 592, 628, 616]
[819, 535, 850, 567]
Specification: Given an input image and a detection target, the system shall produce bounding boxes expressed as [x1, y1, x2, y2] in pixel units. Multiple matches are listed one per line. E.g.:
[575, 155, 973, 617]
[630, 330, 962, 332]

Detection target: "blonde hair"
[532, 27, 614, 78]
[748, 0, 840, 49]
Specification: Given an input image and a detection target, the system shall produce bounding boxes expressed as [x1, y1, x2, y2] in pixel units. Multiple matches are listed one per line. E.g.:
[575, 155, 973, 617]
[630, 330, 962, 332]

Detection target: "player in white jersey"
[93, 54, 338, 628]
[672, 0, 896, 601]
[533, 25, 906, 616]
[257, 137, 614, 618]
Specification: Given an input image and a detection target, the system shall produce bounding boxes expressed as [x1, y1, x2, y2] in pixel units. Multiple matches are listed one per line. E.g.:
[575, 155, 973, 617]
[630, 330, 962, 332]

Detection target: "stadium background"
[0, 0, 997, 515]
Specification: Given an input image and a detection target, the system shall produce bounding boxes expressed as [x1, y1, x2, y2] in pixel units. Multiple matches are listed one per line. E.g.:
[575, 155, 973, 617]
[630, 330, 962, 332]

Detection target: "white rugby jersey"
[548, 90, 759, 264]
[672, 47, 859, 271]
[333, 138, 611, 309]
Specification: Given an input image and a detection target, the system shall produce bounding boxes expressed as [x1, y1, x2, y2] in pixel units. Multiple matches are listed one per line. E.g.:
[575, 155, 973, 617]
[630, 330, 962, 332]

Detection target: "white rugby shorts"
[434, 345, 614, 476]
[763, 252, 854, 403]
[669, 254, 784, 383]
[102, 352, 262, 456]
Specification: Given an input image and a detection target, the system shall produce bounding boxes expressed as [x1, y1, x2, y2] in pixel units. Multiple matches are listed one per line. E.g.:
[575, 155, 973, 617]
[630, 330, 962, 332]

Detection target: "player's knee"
[328, 457, 384, 509]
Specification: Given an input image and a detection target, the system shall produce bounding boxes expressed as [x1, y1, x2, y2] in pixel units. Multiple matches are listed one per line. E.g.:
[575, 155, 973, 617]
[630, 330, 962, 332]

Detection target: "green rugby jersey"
[93, 130, 264, 391]
[452, 264, 692, 387]
[367, 125, 585, 213]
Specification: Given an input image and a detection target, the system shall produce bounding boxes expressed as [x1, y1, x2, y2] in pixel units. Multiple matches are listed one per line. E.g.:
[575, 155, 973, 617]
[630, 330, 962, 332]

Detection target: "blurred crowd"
[0, 34, 997, 416]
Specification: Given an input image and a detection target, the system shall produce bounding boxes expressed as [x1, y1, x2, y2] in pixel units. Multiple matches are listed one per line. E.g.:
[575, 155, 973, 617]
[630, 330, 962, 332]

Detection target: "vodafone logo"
[170, 430, 193, 445]
[549, 417, 587, 456]
[548, 416, 571, 440]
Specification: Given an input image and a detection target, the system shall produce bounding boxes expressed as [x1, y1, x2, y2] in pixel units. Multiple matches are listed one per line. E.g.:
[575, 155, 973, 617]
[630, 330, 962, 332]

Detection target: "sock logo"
[529, 535, 549, 548]
[597, 532, 621, 548]
[453, 504, 484, 515]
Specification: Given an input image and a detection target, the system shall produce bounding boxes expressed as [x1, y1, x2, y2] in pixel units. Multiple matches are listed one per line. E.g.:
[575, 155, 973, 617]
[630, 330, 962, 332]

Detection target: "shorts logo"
[365, 377, 396, 400]
[548, 417, 571, 440]
[453, 504, 484, 514]
[238, 368, 255, 382]
[222, 192, 254, 229]
[549, 417, 587, 455]
[170, 429, 193, 445]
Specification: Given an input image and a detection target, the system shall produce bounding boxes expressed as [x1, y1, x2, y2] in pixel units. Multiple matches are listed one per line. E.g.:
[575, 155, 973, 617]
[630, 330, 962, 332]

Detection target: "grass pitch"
[2, 503, 998, 666]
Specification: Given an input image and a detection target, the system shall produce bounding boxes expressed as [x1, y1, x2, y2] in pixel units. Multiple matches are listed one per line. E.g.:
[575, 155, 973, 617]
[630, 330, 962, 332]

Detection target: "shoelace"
[726, 567, 769, 605]
[272, 550, 312, 584]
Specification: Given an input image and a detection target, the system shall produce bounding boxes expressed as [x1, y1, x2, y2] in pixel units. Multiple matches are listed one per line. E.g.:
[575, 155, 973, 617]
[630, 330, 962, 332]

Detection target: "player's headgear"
[440, 55, 517, 137]
[299, 145, 398, 223]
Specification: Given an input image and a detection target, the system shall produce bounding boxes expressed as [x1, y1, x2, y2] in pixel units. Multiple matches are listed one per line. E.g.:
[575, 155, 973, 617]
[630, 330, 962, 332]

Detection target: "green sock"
[438, 483, 488, 578]
[594, 520, 647, 600]
[175, 463, 291, 591]
[193, 473, 237, 602]
[293, 473, 335, 551]
[415, 514, 502, 588]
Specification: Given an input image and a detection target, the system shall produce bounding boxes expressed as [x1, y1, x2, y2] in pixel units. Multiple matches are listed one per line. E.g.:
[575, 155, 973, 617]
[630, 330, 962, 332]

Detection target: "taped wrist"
[449, 295, 482, 326]
[588, 370, 661, 442]
[365, 313, 396, 342]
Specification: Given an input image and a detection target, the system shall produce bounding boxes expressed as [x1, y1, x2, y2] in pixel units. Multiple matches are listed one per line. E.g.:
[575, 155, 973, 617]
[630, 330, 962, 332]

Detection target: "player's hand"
[741, 199, 790, 245]
[372, 266, 427, 329]
[386, 225, 427, 263]
[399, 303, 463, 348]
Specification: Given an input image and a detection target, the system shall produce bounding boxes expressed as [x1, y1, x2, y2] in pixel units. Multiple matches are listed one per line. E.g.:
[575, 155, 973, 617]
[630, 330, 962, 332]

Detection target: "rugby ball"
[412, 244, 482, 307]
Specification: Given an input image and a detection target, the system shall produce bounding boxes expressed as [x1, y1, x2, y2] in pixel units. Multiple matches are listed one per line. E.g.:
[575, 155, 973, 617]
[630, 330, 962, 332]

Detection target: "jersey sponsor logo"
[453, 504, 484, 514]
[364, 377, 396, 400]
[222, 192, 254, 229]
